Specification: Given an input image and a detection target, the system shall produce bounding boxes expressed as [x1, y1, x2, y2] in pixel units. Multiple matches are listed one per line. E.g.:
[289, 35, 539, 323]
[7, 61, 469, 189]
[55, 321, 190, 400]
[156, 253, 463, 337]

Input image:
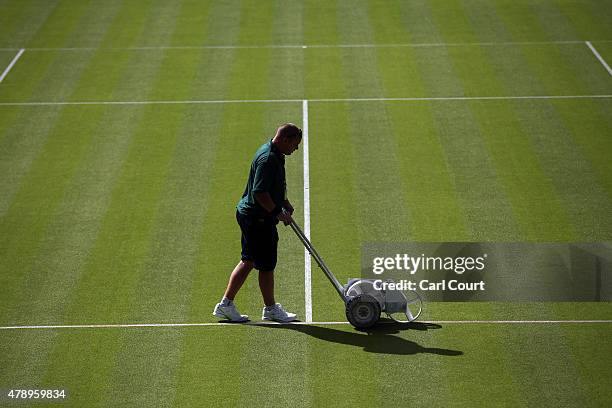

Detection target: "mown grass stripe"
[265, 0, 306, 318]
[234, 113, 309, 408]
[367, 0, 410, 44]
[25, 0, 92, 48]
[98, 6, 227, 407]
[308, 102, 359, 318]
[226, 1, 273, 100]
[358, 3, 469, 407]
[0, 0, 128, 223]
[0, 50, 16, 68]
[96, 0, 153, 48]
[172, 2, 251, 407]
[530, 0, 581, 41]
[0, 0, 125, 308]
[469, 2, 612, 202]
[445, 0, 575, 240]
[553, 0, 612, 41]
[560, 323, 612, 406]
[337, 2, 413, 242]
[0, 0, 148, 392]
[235, 149, 310, 408]
[492, 0, 552, 42]
[305, 0, 355, 323]
[98, 102, 193, 407]
[386, 103, 472, 241]
[438, 6, 584, 404]
[271, 0, 304, 45]
[465, 2, 604, 402]
[489, 2, 612, 239]
[0, 54, 94, 214]
[543, 34, 612, 185]
[310, 2, 385, 406]
[305, 3, 379, 407]
[61, 0, 124, 49]
[234, 3, 309, 406]
[0, 0, 58, 48]
[380, 2, 477, 406]
[169, 0, 213, 47]
[185, 104, 272, 407]
[36, 1, 184, 405]
[372, 1, 469, 241]
[491, 302, 590, 406]
[468, 1, 605, 236]
[0, 0, 34, 43]
[412, 1, 521, 240]
[2, 315, 609, 405]
[550, 100, 612, 199]
[0, 105, 19, 147]
[265, 48, 304, 99]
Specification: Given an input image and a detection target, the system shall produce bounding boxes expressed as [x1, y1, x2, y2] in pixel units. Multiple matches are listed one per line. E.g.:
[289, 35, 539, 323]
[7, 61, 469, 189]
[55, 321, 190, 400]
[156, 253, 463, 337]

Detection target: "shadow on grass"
[250, 320, 463, 356]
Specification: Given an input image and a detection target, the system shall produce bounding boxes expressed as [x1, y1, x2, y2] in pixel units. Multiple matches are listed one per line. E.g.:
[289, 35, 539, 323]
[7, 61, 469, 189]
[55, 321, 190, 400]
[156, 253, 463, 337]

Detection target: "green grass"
[1, 0, 611, 406]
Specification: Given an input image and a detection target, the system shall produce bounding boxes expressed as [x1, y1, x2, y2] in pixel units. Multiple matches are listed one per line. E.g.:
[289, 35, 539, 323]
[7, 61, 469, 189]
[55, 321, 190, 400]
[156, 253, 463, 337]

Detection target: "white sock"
[221, 297, 232, 306]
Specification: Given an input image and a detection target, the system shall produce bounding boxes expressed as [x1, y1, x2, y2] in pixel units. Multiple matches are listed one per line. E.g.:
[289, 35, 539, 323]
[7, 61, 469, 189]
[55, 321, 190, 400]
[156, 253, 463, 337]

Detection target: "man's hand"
[277, 209, 293, 226]
[283, 200, 294, 216]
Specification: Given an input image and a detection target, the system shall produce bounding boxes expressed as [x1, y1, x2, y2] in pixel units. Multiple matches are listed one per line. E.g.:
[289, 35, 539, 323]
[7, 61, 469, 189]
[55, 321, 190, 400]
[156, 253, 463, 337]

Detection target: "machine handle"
[285, 213, 346, 300]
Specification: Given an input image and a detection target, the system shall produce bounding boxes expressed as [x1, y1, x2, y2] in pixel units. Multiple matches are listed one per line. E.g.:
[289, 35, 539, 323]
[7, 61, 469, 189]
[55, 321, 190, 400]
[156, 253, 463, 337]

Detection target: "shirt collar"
[270, 139, 284, 160]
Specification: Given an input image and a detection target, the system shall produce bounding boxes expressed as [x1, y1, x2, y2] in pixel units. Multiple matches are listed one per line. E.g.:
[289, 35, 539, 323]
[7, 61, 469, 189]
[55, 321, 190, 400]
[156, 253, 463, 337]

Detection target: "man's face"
[283, 136, 301, 155]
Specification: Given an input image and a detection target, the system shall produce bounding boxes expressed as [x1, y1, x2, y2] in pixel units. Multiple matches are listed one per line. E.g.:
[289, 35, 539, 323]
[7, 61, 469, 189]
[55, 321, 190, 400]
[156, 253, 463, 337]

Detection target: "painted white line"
[1, 40, 610, 52]
[586, 41, 612, 76]
[0, 48, 25, 83]
[1, 320, 611, 330]
[0, 98, 301, 106]
[308, 94, 612, 102]
[302, 100, 312, 323]
[1, 94, 611, 107]
[425, 320, 612, 324]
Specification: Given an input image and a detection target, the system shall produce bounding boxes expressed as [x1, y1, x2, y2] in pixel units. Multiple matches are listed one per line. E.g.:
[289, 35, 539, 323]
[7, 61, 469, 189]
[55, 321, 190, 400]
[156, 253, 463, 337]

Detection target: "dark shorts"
[236, 210, 278, 271]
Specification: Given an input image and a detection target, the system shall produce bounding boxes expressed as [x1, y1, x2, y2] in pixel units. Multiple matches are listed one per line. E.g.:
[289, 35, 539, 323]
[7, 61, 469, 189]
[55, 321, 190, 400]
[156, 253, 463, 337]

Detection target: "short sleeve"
[252, 157, 275, 193]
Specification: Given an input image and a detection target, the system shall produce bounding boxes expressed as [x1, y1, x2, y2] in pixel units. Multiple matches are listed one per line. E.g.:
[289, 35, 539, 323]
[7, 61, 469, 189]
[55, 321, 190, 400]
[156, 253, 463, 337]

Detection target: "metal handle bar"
[287, 218, 346, 300]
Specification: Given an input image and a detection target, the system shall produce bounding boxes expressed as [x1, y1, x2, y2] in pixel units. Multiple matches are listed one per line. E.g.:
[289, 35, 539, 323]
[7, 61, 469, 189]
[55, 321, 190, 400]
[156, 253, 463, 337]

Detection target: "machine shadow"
[250, 321, 464, 356]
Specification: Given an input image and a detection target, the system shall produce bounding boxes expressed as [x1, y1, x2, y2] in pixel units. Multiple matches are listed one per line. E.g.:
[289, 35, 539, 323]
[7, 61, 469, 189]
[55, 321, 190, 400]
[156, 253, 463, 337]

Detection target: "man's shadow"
[250, 320, 463, 356]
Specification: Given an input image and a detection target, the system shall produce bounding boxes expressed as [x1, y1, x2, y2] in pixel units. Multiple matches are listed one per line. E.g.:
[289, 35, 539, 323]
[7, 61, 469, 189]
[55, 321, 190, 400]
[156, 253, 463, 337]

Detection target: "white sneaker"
[213, 302, 249, 322]
[262, 303, 297, 323]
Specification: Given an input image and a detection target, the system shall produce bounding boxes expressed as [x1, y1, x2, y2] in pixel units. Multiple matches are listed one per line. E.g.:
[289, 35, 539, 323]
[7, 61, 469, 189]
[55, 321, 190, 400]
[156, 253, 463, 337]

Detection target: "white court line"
[0, 40, 610, 52]
[0, 48, 25, 83]
[1, 94, 611, 107]
[586, 41, 612, 76]
[1, 320, 611, 330]
[302, 100, 312, 323]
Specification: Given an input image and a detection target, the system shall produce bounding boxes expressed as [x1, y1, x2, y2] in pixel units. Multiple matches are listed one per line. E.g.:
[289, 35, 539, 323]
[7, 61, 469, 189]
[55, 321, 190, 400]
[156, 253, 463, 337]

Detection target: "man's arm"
[254, 192, 292, 224]
[254, 191, 276, 213]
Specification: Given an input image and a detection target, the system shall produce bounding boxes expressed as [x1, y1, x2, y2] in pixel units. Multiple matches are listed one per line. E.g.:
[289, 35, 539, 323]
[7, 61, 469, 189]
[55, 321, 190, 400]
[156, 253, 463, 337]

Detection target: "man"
[213, 123, 302, 323]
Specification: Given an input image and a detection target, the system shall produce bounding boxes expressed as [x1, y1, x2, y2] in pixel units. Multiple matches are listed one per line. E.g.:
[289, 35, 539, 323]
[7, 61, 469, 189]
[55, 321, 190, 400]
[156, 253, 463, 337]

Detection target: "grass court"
[1, 0, 611, 406]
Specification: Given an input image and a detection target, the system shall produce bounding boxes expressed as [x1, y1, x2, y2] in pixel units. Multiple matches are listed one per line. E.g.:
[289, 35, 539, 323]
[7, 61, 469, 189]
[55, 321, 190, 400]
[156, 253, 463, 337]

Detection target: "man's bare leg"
[223, 260, 254, 300]
[259, 270, 275, 307]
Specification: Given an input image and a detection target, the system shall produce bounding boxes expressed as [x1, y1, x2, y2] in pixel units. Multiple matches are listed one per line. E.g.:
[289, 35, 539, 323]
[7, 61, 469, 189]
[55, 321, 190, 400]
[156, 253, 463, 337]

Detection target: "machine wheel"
[345, 294, 381, 329]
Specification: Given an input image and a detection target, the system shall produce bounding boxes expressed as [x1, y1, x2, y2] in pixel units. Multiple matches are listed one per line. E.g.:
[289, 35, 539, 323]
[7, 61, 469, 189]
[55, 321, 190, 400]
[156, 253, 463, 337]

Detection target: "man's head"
[272, 123, 302, 155]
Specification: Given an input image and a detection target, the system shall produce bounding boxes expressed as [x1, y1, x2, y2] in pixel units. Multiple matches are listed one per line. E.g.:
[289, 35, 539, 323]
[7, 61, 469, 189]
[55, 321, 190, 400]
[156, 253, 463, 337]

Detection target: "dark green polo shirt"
[237, 140, 286, 217]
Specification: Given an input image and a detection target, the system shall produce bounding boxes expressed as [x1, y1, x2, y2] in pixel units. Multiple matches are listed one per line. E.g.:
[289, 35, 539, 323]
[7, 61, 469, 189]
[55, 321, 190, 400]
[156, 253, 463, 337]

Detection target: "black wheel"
[345, 294, 381, 329]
